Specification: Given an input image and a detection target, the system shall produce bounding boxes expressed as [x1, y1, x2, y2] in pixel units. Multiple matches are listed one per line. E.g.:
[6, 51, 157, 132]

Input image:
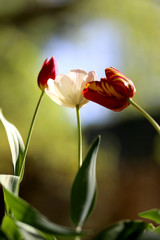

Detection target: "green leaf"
[0, 175, 20, 217]
[2, 215, 57, 240]
[71, 136, 101, 227]
[0, 175, 19, 194]
[16, 221, 57, 240]
[93, 220, 149, 240]
[139, 209, 160, 225]
[3, 187, 81, 238]
[0, 110, 25, 176]
[1, 215, 22, 240]
[155, 226, 160, 233]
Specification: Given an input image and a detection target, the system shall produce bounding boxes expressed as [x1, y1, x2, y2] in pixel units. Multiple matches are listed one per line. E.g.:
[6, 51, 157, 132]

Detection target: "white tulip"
[45, 69, 98, 108]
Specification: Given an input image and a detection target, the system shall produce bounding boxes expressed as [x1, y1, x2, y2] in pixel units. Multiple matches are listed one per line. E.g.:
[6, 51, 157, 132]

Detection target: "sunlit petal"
[45, 69, 98, 108]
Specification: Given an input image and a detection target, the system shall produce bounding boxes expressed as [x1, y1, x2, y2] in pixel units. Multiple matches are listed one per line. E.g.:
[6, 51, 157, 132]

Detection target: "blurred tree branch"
[0, 0, 79, 26]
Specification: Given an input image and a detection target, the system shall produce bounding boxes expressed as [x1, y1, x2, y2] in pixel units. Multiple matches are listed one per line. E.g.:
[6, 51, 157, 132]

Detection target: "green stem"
[128, 98, 160, 135]
[76, 105, 82, 169]
[19, 91, 44, 183]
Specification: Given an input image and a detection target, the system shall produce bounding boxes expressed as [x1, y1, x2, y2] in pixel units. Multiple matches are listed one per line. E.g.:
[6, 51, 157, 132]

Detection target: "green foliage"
[1, 215, 58, 240]
[1, 2, 160, 239]
[0, 110, 24, 177]
[139, 209, 160, 225]
[71, 136, 101, 227]
[0, 175, 19, 195]
[93, 220, 150, 240]
[1, 216, 22, 240]
[3, 187, 80, 238]
[15, 221, 56, 240]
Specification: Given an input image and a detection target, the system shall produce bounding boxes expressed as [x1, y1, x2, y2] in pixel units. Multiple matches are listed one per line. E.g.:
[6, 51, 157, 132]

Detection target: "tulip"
[45, 69, 98, 108]
[83, 67, 136, 111]
[38, 56, 58, 91]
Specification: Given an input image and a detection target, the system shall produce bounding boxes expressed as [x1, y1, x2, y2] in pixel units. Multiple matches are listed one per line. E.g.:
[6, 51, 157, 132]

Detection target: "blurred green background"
[1, 0, 160, 238]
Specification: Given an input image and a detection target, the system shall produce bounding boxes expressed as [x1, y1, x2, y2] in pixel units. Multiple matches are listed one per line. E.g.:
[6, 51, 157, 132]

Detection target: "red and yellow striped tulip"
[83, 67, 136, 111]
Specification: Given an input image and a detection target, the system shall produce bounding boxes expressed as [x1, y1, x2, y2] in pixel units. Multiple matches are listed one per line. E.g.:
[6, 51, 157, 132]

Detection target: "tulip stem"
[128, 98, 160, 135]
[76, 105, 82, 169]
[19, 91, 44, 183]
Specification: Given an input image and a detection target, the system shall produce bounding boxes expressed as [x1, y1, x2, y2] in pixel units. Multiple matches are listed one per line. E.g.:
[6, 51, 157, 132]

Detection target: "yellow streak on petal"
[108, 85, 122, 98]
[106, 68, 130, 82]
[101, 82, 112, 96]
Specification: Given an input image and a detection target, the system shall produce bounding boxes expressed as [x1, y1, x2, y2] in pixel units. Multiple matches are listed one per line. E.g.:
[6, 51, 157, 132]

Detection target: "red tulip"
[38, 56, 58, 91]
[83, 67, 136, 111]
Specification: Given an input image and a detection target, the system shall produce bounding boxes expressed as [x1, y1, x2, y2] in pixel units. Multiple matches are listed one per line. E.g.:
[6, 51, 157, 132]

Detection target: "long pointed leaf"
[71, 136, 101, 227]
[139, 209, 160, 225]
[2, 216, 57, 240]
[0, 110, 24, 176]
[3, 188, 82, 237]
[16, 221, 57, 240]
[93, 220, 149, 240]
[1, 216, 22, 240]
[0, 175, 20, 219]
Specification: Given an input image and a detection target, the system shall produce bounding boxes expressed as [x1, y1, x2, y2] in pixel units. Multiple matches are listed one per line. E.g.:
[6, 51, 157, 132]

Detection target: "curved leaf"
[3, 188, 82, 237]
[71, 136, 101, 227]
[0, 110, 24, 176]
[93, 220, 149, 240]
[139, 209, 160, 225]
[0, 175, 19, 194]
[16, 221, 57, 240]
[1, 215, 22, 240]
[2, 215, 57, 240]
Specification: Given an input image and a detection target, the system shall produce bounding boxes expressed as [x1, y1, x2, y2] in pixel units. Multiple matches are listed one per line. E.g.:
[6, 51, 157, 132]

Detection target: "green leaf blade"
[3, 188, 81, 237]
[2, 216, 57, 240]
[16, 221, 57, 240]
[0, 110, 25, 176]
[0, 175, 20, 218]
[139, 209, 160, 225]
[93, 220, 149, 240]
[1, 216, 22, 240]
[71, 136, 101, 227]
[0, 175, 19, 194]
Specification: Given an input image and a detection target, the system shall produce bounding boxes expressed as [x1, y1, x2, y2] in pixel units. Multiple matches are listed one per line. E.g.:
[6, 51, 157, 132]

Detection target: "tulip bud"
[38, 56, 58, 91]
[83, 67, 136, 112]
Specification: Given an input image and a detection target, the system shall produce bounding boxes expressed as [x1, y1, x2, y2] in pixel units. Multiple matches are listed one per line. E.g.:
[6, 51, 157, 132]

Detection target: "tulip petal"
[45, 69, 98, 108]
[83, 67, 136, 112]
[38, 56, 58, 91]
[46, 77, 76, 108]
[66, 70, 88, 105]
[83, 82, 129, 111]
[77, 71, 99, 107]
